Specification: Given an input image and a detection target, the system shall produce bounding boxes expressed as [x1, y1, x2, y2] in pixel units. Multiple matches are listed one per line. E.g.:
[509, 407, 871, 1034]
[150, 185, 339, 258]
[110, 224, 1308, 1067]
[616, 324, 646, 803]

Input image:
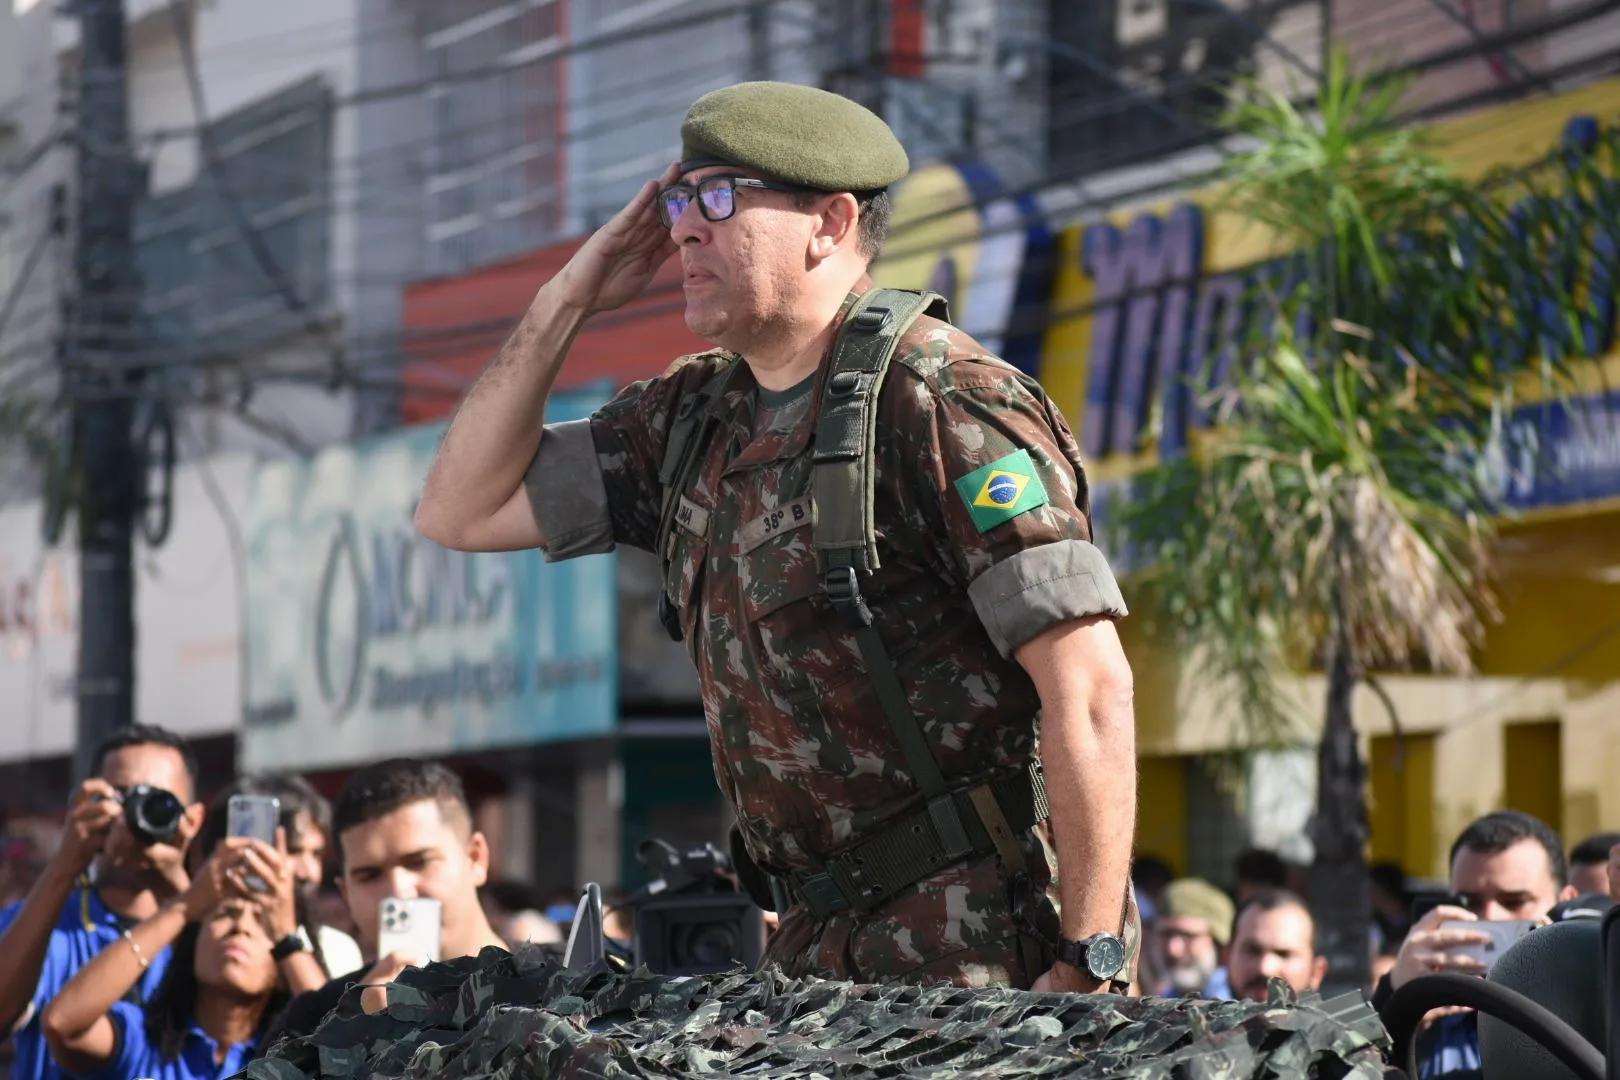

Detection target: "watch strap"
[1056, 931, 1127, 984]
[271, 932, 308, 961]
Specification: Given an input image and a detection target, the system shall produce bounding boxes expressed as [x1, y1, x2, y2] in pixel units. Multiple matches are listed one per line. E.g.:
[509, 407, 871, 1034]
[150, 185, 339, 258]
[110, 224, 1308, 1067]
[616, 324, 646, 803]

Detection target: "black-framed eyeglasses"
[656, 175, 814, 229]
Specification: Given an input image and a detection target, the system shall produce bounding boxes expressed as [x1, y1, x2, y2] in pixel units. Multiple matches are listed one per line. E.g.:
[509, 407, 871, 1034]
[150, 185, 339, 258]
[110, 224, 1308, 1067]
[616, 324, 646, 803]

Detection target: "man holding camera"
[0, 723, 204, 1080]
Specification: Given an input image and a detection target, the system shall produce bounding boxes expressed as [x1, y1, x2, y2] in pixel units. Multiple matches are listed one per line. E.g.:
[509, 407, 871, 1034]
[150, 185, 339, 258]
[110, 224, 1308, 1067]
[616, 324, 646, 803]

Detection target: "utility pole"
[68, 0, 142, 782]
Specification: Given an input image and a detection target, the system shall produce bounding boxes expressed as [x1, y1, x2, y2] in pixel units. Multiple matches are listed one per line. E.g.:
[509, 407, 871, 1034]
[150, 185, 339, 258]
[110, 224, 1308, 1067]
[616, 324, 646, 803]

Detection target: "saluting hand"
[553, 162, 681, 315]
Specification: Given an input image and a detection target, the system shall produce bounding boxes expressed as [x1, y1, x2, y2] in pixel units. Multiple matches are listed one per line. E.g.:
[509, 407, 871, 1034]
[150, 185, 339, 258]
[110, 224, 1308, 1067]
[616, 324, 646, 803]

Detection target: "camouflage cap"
[1158, 878, 1237, 946]
[679, 81, 909, 192]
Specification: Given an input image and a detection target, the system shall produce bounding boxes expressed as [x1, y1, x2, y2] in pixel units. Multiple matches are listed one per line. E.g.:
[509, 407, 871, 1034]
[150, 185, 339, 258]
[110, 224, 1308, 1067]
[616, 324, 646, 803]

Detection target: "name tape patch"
[675, 495, 710, 538]
[952, 449, 1049, 533]
[739, 495, 814, 554]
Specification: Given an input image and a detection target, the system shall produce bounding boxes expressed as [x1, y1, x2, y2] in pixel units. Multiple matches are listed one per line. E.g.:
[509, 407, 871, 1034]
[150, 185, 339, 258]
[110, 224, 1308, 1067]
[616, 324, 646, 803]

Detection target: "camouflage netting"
[238, 947, 1393, 1080]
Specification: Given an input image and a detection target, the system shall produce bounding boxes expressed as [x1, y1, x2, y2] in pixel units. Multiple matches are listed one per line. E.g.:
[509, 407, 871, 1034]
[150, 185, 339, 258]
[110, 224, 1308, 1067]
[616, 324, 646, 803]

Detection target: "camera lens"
[675, 923, 739, 969]
[125, 786, 184, 845]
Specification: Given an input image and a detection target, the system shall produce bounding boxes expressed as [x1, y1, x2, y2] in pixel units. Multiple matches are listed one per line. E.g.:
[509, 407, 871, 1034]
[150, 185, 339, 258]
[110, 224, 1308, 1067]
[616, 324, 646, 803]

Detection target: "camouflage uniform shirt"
[526, 297, 1129, 987]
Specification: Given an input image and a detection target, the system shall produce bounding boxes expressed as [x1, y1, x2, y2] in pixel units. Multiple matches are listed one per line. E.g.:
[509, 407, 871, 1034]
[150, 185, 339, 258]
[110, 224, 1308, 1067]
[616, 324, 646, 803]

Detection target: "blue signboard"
[1492, 390, 1620, 511]
[1087, 390, 1620, 577]
[240, 389, 616, 772]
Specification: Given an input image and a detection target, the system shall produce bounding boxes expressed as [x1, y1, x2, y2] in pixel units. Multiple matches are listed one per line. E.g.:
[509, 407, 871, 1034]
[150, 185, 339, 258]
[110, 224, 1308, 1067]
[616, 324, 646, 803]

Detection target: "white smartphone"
[378, 897, 442, 964]
[227, 795, 281, 891]
[1440, 918, 1536, 973]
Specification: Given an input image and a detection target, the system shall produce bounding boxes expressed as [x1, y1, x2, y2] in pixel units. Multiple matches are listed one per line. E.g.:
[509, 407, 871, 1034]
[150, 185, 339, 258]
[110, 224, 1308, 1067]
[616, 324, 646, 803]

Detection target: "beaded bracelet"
[123, 930, 149, 970]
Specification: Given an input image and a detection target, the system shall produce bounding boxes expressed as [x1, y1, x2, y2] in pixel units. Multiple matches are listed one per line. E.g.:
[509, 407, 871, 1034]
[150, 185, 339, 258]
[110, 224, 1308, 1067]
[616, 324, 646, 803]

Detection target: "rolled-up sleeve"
[524, 419, 615, 562]
[908, 367, 1128, 655]
[968, 539, 1128, 657]
[524, 353, 726, 558]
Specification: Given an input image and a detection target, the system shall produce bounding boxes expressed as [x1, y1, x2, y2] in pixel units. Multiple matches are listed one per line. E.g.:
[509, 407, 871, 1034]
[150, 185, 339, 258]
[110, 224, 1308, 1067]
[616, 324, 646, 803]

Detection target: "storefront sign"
[1488, 391, 1620, 511]
[1040, 75, 1620, 524]
[873, 159, 1054, 375]
[241, 390, 616, 772]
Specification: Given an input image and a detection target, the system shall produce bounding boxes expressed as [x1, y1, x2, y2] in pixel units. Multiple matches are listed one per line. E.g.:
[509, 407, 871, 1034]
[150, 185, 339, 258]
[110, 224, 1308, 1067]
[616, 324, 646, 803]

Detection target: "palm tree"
[1115, 50, 1612, 993]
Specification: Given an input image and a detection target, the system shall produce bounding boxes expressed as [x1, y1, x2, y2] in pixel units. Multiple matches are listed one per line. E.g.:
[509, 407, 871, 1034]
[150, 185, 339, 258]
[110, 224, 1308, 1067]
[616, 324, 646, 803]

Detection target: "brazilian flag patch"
[953, 449, 1049, 533]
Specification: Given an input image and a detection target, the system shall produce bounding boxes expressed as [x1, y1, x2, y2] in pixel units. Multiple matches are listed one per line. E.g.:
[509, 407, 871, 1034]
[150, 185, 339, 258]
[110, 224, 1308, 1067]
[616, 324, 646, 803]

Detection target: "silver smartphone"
[378, 897, 442, 964]
[227, 795, 281, 891]
[1440, 918, 1536, 973]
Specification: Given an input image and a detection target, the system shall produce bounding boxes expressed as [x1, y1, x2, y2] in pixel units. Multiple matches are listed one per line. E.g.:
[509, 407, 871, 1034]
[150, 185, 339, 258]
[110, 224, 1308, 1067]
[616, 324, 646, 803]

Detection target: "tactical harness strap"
[658, 289, 1051, 923]
[655, 355, 738, 641]
[810, 289, 977, 864]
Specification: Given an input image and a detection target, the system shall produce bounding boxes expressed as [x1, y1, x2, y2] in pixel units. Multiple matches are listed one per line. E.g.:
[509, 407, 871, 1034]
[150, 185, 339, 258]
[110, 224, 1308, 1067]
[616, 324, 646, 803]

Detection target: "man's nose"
[669, 200, 708, 245]
[1480, 902, 1511, 922]
[1258, 951, 1285, 976]
[384, 869, 418, 898]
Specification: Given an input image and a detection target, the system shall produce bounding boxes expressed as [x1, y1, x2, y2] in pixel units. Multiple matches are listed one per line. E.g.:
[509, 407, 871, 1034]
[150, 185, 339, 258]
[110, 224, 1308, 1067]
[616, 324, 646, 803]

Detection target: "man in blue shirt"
[0, 724, 204, 1080]
[1371, 810, 1577, 1080]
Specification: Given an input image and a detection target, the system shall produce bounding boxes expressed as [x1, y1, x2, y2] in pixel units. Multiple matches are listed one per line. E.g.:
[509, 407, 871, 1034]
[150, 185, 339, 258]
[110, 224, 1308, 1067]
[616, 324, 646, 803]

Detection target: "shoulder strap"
[811, 287, 949, 577]
[811, 288, 975, 861]
[655, 357, 738, 641]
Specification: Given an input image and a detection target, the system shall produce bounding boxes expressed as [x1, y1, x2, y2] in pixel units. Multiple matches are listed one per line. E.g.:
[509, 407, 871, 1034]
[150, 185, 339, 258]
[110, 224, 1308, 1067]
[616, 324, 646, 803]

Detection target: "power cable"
[0, 228, 56, 346]
[1431, 0, 1557, 93]
[165, 0, 345, 386]
[14, 0, 1615, 403]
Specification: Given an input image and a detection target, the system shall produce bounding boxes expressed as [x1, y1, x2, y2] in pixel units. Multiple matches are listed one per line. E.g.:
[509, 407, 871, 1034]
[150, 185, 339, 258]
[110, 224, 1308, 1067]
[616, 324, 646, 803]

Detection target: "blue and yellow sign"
[1037, 76, 1620, 517]
[873, 160, 1054, 376]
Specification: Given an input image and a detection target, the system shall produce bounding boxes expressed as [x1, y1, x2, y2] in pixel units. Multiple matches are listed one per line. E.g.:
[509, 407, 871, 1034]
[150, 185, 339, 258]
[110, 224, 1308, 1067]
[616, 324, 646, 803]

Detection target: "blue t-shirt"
[76, 1001, 256, 1080]
[0, 887, 172, 1080]
[1417, 1011, 1483, 1080]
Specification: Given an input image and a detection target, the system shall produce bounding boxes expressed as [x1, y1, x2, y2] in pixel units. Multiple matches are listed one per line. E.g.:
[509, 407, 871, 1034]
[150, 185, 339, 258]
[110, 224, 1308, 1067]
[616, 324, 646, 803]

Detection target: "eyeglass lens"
[660, 178, 737, 227]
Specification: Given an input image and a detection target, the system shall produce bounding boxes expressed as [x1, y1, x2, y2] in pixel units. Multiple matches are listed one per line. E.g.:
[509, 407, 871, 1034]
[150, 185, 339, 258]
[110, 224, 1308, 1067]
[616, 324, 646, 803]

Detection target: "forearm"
[279, 951, 328, 996]
[1041, 685, 1137, 941]
[0, 861, 81, 1032]
[44, 898, 186, 1041]
[416, 285, 592, 542]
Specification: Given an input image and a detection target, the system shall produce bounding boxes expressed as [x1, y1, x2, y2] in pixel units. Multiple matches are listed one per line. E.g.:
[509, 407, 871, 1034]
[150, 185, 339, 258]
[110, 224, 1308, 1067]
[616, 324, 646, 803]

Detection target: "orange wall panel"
[400, 240, 707, 423]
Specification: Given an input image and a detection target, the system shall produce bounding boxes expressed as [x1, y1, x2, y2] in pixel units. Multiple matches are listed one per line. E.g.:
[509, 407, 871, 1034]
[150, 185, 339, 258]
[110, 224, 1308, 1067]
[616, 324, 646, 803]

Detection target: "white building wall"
[3, 0, 409, 465]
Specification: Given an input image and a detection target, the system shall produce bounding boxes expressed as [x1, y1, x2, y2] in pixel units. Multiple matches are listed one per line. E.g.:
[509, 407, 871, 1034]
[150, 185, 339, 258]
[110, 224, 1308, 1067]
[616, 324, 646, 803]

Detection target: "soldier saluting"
[416, 82, 1139, 994]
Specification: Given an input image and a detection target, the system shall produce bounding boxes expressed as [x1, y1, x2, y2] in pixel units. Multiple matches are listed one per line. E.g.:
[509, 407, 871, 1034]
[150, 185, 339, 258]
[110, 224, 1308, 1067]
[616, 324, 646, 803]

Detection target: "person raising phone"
[254, 759, 508, 1052]
[1373, 811, 1576, 1080]
[40, 835, 292, 1079]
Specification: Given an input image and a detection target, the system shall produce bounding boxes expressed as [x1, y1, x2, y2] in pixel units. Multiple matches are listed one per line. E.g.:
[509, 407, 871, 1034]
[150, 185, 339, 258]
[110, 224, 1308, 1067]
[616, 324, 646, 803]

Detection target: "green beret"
[1159, 879, 1236, 945]
[680, 81, 909, 192]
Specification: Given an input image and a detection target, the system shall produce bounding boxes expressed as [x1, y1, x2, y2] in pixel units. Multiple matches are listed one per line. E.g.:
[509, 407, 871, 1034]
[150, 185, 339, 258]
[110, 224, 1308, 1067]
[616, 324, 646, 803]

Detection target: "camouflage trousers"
[763, 822, 1141, 990]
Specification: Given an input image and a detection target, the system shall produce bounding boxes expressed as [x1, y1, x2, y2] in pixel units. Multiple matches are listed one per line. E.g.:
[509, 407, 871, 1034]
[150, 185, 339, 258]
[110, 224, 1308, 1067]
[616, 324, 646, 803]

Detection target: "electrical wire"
[0, 228, 55, 346]
[9, 0, 1607, 401]
[165, 0, 345, 385]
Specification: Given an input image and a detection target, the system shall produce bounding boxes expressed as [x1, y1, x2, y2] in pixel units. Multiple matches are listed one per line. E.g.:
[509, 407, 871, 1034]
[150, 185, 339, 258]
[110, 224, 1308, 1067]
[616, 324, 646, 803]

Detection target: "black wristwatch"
[271, 933, 308, 962]
[1055, 931, 1128, 983]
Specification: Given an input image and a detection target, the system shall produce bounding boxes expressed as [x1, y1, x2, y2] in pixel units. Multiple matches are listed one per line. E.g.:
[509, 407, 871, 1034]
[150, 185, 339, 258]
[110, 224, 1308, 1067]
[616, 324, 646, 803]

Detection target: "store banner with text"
[1038, 77, 1620, 513]
[241, 389, 616, 772]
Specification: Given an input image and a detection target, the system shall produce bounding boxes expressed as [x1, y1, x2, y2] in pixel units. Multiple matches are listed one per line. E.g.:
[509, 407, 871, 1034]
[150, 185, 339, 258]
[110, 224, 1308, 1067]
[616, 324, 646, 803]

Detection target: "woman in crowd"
[40, 796, 324, 1078]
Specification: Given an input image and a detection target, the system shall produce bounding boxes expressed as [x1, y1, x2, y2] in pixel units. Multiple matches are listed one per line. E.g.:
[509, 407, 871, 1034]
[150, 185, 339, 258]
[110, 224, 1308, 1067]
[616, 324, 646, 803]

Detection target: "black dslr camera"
[121, 784, 185, 845]
[623, 838, 766, 976]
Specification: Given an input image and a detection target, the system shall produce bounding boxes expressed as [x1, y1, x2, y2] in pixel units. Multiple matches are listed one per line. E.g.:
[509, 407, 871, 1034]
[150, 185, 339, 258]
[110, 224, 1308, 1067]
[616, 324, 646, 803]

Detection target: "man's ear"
[179, 802, 207, 847]
[807, 192, 860, 260]
[1311, 953, 1329, 990]
[467, 831, 491, 888]
[1560, 883, 1580, 902]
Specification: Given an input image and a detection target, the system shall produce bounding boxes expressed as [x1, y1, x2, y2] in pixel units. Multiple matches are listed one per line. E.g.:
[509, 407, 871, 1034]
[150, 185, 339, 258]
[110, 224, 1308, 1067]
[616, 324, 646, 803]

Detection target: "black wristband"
[271, 933, 308, 961]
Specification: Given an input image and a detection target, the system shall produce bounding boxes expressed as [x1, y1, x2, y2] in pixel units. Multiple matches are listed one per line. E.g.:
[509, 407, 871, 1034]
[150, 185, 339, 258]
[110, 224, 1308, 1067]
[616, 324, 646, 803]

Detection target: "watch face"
[1086, 934, 1127, 981]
